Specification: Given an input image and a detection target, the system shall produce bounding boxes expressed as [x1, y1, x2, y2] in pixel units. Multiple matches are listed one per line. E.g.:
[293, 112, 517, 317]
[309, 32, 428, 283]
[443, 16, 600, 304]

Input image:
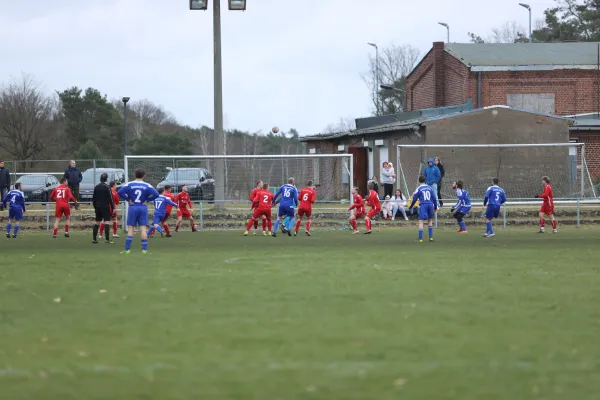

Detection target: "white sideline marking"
[224, 258, 240, 264]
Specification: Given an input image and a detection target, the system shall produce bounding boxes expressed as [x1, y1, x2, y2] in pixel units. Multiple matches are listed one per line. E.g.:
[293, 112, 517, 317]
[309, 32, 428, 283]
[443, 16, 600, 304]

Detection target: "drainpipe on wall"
[477, 72, 482, 108]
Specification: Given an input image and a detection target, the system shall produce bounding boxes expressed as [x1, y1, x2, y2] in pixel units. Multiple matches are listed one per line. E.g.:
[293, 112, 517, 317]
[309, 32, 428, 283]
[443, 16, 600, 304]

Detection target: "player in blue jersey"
[2, 183, 26, 238]
[271, 177, 298, 237]
[482, 177, 506, 237]
[408, 175, 438, 242]
[117, 168, 160, 254]
[148, 188, 178, 238]
[450, 180, 471, 233]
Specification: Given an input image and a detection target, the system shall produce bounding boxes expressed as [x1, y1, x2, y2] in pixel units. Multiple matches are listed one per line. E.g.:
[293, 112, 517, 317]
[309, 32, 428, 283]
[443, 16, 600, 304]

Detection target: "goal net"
[396, 143, 596, 200]
[123, 154, 353, 230]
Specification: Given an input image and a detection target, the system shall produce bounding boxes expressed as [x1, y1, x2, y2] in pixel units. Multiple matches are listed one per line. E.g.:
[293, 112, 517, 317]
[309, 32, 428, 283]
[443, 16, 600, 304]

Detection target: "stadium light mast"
[438, 22, 449, 43]
[122, 97, 130, 156]
[367, 43, 382, 115]
[380, 84, 405, 93]
[189, 0, 246, 209]
[518, 3, 532, 42]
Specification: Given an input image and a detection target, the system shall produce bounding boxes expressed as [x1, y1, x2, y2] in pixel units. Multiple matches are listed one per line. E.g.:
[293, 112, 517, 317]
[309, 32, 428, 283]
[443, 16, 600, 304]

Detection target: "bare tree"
[361, 44, 420, 115]
[0, 75, 57, 160]
[129, 99, 177, 137]
[470, 20, 529, 43]
[323, 117, 355, 133]
[196, 126, 211, 156]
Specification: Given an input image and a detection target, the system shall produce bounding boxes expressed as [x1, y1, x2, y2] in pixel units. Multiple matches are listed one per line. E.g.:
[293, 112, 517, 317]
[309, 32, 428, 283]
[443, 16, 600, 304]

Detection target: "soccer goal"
[396, 143, 596, 200]
[123, 154, 353, 231]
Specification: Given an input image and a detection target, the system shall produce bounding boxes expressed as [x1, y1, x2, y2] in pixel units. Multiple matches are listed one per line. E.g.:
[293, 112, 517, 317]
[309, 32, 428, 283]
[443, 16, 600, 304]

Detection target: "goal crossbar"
[397, 143, 584, 148]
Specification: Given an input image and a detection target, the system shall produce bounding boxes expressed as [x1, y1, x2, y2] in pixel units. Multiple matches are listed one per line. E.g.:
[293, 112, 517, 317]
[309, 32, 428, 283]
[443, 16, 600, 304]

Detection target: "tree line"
[0, 74, 304, 162]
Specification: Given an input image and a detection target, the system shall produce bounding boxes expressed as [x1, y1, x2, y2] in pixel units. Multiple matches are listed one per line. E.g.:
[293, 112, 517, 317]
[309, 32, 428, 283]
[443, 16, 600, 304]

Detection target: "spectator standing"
[380, 161, 395, 198]
[0, 160, 10, 211]
[63, 160, 82, 207]
[435, 157, 445, 207]
[423, 158, 441, 204]
[391, 189, 409, 221]
[367, 176, 379, 196]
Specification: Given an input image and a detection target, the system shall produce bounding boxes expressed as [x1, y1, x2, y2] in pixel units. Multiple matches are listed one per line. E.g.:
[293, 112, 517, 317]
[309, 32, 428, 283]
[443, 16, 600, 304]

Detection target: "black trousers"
[383, 183, 393, 198]
[437, 180, 443, 204]
[453, 211, 466, 222]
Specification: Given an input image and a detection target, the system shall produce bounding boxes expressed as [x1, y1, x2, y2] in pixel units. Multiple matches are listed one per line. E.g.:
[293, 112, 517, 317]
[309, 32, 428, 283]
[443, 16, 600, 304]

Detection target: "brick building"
[301, 106, 594, 199]
[406, 42, 600, 115]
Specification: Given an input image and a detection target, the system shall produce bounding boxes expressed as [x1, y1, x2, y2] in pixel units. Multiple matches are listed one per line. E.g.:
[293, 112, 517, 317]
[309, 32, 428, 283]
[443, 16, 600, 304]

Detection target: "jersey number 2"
[134, 190, 142, 203]
[263, 195, 269, 203]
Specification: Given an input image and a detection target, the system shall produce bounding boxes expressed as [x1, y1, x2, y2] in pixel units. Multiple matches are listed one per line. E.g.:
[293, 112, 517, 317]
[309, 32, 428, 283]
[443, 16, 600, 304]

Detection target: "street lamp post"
[519, 3, 532, 42]
[438, 22, 449, 43]
[122, 97, 130, 156]
[189, 0, 246, 208]
[367, 42, 381, 115]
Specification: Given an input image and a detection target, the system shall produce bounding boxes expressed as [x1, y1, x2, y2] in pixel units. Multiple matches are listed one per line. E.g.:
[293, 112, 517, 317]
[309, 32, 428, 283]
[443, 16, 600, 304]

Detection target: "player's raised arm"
[167, 198, 178, 208]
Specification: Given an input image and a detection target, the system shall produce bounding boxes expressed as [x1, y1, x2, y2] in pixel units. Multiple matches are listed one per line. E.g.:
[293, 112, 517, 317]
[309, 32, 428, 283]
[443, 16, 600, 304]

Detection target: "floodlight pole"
[519, 3, 532, 42]
[213, 0, 225, 209]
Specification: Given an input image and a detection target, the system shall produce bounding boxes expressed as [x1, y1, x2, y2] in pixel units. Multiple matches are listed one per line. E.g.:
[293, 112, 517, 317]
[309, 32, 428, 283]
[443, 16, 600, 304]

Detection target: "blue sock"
[156, 226, 163, 233]
[273, 220, 280, 233]
[283, 217, 289, 227]
[13, 225, 19, 236]
[6, 222, 11, 234]
[141, 239, 148, 251]
[489, 221, 494, 234]
[287, 218, 295, 231]
[418, 229, 423, 240]
[428, 226, 433, 238]
[460, 221, 467, 231]
[148, 226, 155, 236]
[486, 221, 492, 234]
[125, 235, 133, 251]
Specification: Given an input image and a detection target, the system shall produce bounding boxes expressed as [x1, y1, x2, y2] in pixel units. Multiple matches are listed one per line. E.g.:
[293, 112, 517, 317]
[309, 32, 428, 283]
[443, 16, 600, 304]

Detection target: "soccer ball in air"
[272, 126, 279, 134]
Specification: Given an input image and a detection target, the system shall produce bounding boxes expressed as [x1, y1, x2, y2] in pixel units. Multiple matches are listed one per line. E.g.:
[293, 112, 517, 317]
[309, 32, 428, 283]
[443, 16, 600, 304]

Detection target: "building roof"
[301, 106, 574, 142]
[445, 42, 600, 71]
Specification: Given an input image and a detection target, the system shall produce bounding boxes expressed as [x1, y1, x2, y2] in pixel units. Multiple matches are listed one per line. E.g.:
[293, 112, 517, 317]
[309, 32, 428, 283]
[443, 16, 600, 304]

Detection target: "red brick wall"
[407, 43, 600, 115]
[574, 133, 600, 181]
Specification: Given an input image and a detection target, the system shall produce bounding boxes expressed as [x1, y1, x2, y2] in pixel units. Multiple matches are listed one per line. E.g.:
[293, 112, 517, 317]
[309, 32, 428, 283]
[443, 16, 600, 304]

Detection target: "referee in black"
[92, 172, 115, 244]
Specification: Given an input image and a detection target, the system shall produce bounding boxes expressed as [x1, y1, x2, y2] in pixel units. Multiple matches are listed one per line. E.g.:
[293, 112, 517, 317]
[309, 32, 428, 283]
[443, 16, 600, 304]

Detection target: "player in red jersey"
[244, 183, 273, 236]
[50, 178, 78, 238]
[175, 185, 197, 232]
[100, 181, 121, 239]
[348, 186, 365, 234]
[536, 175, 557, 233]
[249, 180, 267, 235]
[364, 182, 381, 234]
[295, 180, 316, 236]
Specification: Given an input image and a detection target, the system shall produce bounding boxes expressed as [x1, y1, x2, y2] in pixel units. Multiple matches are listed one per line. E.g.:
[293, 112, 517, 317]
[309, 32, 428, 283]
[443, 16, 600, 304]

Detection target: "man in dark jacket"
[0, 160, 10, 211]
[435, 157, 445, 207]
[63, 160, 82, 206]
[92, 172, 115, 244]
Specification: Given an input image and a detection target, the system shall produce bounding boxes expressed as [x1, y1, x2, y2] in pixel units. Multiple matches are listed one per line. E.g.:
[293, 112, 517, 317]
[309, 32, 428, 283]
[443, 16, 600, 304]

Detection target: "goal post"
[123, 154, 354, 230]
[396, 143, 595, 201]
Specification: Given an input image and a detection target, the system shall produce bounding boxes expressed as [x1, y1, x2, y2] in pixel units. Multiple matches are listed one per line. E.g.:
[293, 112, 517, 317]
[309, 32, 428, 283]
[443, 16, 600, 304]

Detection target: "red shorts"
[540, 205, 554, 215]
[55, 205, 70, 218]
[367, 208, 381, 219]
[353, 210, 365, 219]
[252, 208, 271, 220]
[177, 209, 192, 218]
[298, 207, 312, 218]
[161, 213, 171, 223]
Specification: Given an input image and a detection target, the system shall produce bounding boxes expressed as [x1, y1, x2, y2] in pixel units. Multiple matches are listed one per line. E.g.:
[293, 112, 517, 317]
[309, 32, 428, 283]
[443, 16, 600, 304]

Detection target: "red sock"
[175, 223, 180, 232]
[99, 223, 104, 236]
[65, 225, 69, 233]
[163, 224, 171, 235]
[113, 222, 118, 235]
[306, 221, 311, 232]
[53, 228, 58, 236]
[540, 218, 545, 228]
[295, 220, 301, 233]
[262, 218, 266, 231]
[267, 219, 273, 231]
[366, 219, 371, 230]
[246, 219, 254, 231]
[552, 220, 557, 229]
[350, 220, 357, 230]
[253, 219, 258, 229]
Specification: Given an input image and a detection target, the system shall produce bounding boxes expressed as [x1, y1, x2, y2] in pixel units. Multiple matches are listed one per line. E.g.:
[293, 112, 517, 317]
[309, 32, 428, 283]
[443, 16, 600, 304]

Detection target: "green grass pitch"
[1, 227, 600, 399]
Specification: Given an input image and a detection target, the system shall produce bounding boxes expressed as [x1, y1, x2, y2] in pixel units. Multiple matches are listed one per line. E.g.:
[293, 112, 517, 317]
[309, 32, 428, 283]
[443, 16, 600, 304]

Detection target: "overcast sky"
[1, 0, 559, 136]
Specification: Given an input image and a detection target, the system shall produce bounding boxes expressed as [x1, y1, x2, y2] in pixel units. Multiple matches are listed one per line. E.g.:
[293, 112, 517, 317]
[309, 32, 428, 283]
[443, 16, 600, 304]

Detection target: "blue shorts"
[8, 207, 23, 221]
[485, 204, 500, 219]
[127, 206, 149, 227]
[458, 206, 472, 215]
[418, 203, 434, 220]
[278, 205, 295, 218]
[152, 213, 166, 225]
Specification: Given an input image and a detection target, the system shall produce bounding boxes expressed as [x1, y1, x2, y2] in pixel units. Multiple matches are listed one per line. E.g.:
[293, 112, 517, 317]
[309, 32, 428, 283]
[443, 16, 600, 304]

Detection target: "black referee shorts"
[95, 205, 111, 222]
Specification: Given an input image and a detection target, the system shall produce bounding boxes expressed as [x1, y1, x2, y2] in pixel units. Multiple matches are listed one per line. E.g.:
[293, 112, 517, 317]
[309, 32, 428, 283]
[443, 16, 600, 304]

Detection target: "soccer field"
[2, 228, 600, 399]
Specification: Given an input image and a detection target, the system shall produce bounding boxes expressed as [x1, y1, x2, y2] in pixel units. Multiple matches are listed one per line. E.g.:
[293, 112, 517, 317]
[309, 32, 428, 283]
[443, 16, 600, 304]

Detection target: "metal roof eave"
[471, 64, 600, 72]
